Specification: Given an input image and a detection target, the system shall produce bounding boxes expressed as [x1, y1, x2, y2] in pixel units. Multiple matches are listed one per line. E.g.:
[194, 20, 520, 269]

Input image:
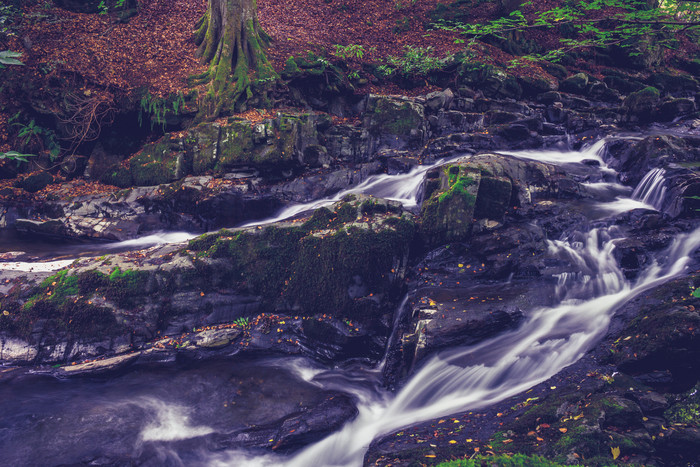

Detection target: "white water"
[632, 168, 668, 211]
[206, 222, 698, 467]
[198, 139, 700, 467]
[135, 397, 215, 443]
[240, 163, 442, 228]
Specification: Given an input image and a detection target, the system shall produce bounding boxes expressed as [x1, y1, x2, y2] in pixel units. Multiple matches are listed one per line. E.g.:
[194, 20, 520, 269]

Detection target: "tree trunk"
[194, 0, 278, 116]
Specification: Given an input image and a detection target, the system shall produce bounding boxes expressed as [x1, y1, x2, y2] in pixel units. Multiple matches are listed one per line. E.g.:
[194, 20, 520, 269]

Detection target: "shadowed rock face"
[0, 195, 416, 367]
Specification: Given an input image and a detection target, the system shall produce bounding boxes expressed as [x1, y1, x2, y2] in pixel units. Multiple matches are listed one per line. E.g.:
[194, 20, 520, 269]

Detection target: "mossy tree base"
[194, 0, 279, 116]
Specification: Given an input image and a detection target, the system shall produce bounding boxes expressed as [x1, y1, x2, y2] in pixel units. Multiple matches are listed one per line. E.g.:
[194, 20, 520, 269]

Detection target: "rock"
[560, 73, 589, 95]
[425, 89, 454, 112]
[400, 301, 523, 373]
[632, 391, 668, 415]
[365, 95, 426, 151]
[85, 142, 124, 180]
[420, 154, 576, 245]
[459, 62, 521, 99]
[1, 196, 416, 366]
[657, 98, 696, 121]
[622, 86, 661, 122]
[656, 426, 700, 462]
[518, 75, 557, 97]
[230, 393, 358, 452]
[57, 352, 140, 376]
[15, 172, 54, 193]
[538, 91, 562, 104]
[192, 328, 242, 349]
[648, 72, 699, 94]
[540, 61, 568, 80]
[420, 164, 480, 244]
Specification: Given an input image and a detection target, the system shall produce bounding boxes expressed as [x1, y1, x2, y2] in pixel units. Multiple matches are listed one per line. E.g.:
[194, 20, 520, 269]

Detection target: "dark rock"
[631, 391, 668, 415]
[15, 172, 54, 193]
[365, 95, 426, 151]
[425, 89, 454, 112]
[231, 393, 358, 452]
[648, 72, 699, 95]
[657, 98, 696, 122]
[560, 73, 589, 95]
[622, 86, 661, 123]
[518, 75, 557, 97]
[538, 91, 562, 105]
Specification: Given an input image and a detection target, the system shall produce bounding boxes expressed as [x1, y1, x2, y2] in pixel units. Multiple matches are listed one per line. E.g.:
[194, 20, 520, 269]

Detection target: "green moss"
[184, 200, 415, 318]
[19, 269, 121, 338]
[665, 382, 700, 425]
[368, 98, 423, 136]
[421, 164, 480, 245]
[104, 267, 150, 308]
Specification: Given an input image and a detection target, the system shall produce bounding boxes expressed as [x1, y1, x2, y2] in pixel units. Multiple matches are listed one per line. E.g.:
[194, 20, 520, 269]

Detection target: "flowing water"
[2, 138, 700, 466]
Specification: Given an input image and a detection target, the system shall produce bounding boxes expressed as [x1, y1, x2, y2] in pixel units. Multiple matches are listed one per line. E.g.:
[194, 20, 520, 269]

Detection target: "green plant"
[98, 0, 126, 14]
[348, 70, 360, 80]
[376, 64, 396, 77]
[387, 45, 444, 75]
[11, 116, 61, 160]
[0, 4, 20, 37]
[138, 92, 185, 130]
[234, 317, 250, 328]
[0, 50, 23, 68]
[437, 0, 700, 64]
[0, 151, 37, 165]
[333, 44, 366, 60]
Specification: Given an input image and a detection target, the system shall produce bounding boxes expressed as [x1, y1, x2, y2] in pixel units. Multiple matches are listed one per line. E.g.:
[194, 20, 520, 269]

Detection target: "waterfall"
[202, 139, 700, 467]
[632, 168, 668, 211]
[263, 225, 700, 467]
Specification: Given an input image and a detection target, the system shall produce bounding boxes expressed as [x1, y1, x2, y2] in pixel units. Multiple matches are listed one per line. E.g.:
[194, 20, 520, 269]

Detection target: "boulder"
[365, 95, 426, 151]
[560, 73, 589, 95]
[622, 86, 661, 123]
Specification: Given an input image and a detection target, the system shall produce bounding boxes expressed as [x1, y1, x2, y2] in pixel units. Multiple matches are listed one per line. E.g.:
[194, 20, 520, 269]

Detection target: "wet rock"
[647, 72, 699, 95]
[56, 352, 140, 376]
[399, 301, 523, 374]
[1, 196, 415, 366]
[605, 274, 700, 392]
[657, 98, 696, 121]
[230, 393, 358, 452]
[420, 154, 577, 245]
[192, 328, 242, 349]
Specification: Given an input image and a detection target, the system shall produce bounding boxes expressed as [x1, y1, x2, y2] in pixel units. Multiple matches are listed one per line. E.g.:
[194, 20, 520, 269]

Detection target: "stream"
[2, 137, 699, 466]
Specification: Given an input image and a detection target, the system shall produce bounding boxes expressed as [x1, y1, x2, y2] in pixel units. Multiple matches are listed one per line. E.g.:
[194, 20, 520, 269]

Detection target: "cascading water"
[197, 140, 700, 467]
[207, 223, 700, 467]
[632, 167, 668, 211]
[3, 138, 700, 467]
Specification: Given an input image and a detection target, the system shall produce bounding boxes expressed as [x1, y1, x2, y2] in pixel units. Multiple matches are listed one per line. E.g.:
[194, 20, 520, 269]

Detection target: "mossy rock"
[99, 164, 132, 188]
[128, 136, 187, 186]
[648, 72, 699, 94]
[459, 62, 521, 99]
[188, 196, 416, 319]
[367, 96, 424, 136]
[192, 115, 303, 174]
[421, 164, 480, 245]
[18, 269, 123, 338]
[15, 172, 54, 193]
[622, 86, 660, 121]
[559, 73, 589, 95]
